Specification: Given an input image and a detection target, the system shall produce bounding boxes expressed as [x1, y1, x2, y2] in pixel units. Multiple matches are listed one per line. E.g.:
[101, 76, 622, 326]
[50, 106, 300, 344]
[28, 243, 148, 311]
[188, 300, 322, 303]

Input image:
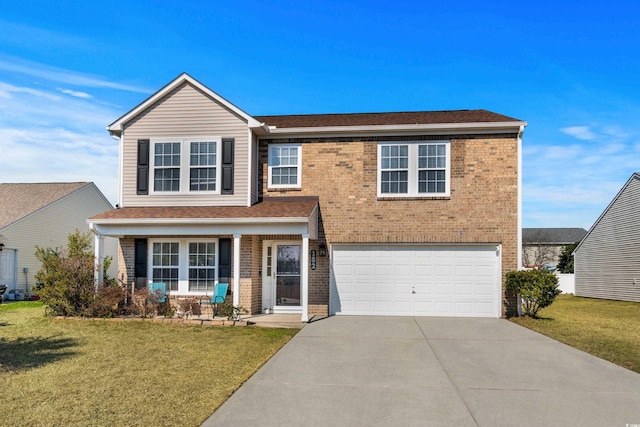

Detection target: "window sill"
[267, 187, 302, 192]
[377, 196, 450, 201]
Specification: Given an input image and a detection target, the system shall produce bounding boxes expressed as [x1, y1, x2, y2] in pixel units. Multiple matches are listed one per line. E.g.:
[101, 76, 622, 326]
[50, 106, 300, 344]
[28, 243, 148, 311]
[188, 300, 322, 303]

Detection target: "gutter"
[253, 121, 527, 137]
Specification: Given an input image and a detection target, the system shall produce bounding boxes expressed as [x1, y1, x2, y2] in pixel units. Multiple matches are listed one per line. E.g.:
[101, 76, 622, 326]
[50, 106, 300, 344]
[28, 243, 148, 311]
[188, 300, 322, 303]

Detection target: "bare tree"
[522, 230, 557, 269]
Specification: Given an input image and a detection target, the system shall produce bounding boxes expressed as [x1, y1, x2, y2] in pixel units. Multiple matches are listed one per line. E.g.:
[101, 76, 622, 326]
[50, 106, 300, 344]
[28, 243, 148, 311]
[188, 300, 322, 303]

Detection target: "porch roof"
[88, 197, 319, 238]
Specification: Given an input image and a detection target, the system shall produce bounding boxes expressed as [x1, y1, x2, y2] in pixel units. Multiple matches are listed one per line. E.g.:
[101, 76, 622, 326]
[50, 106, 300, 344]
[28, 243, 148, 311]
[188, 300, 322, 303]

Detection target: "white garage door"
[330, 245, 501, 317]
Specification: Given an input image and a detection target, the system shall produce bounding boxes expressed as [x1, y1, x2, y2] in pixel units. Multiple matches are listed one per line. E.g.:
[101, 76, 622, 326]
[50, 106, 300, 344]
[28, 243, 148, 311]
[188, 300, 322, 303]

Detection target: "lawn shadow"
[0, 335, 79, 372]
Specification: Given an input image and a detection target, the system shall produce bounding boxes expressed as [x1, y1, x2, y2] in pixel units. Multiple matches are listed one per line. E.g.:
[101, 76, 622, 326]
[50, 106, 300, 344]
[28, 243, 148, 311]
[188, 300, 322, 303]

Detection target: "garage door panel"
[331, 245, 500, 317]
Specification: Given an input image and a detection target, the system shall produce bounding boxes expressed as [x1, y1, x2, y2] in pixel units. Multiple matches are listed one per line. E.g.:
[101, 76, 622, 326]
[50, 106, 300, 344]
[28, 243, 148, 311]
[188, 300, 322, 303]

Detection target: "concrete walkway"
[202, 316, 640, 427]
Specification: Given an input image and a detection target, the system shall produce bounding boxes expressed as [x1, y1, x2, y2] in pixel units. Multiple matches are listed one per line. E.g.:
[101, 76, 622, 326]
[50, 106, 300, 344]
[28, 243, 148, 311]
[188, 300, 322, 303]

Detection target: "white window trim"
[268, 143, 302, 189]
[148, 238, 219, 295]
[377, 141, 450, 198]
[150, 136, 222, 195]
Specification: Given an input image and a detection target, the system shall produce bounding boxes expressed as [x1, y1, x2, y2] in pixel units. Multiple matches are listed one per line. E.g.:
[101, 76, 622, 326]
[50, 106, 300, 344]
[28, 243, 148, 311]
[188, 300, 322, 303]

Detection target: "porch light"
[318, 243, 327, 257]
[0, 243, 4, 252]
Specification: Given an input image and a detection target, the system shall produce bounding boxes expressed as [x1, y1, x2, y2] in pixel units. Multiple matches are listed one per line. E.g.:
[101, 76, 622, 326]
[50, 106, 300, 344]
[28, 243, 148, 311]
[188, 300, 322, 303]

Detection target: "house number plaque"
[311, 250, 317, 270]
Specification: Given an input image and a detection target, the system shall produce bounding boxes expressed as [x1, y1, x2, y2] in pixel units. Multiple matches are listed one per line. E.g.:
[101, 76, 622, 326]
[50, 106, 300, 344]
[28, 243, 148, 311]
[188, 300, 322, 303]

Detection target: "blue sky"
[1, 1, 639, 229]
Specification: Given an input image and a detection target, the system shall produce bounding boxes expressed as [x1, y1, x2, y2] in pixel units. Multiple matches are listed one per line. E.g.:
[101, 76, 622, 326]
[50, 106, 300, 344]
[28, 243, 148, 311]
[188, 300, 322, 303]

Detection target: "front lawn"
[510, 294, 640, 373]
[0, 302, 297, 426]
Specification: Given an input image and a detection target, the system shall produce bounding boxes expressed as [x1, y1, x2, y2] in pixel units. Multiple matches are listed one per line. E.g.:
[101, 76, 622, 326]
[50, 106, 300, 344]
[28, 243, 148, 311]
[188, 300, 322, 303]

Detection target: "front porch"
[88, 198, 329, 322]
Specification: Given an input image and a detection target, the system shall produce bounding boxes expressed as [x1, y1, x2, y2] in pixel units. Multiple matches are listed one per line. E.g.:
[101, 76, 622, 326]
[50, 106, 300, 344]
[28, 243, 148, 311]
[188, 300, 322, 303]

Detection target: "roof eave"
[88, 216, 310, 226]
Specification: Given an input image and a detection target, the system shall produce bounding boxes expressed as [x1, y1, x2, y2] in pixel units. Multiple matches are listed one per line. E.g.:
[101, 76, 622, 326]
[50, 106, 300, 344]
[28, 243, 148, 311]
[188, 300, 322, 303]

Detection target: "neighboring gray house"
[522, 227, 587, 269]
[0, 182, 117, 297]
[574, 173, 640, 302]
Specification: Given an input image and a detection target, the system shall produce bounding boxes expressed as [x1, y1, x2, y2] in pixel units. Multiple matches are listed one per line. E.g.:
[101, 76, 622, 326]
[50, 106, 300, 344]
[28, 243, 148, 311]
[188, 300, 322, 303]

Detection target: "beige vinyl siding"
[575, 176, 640, 302]
[121, 82, 250, 207]
[0, 184, 117, 293]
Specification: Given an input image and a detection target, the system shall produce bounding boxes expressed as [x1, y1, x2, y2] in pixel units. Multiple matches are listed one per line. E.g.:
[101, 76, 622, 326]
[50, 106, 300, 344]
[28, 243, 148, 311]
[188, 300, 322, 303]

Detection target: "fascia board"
[107, 73, 260, 135]
[260, 121, 528, 138]
[88, 216, 310, 226]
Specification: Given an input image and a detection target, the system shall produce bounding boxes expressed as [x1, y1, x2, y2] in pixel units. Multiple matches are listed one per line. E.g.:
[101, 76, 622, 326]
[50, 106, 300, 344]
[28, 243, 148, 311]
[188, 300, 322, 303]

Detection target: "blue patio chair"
[149, 282, 168, 303]
[200, 283, 229, 317]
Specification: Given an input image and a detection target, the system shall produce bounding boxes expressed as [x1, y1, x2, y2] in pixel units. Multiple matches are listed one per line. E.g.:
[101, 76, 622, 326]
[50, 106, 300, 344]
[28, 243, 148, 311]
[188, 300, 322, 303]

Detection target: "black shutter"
[137, 139, 149, 195]
[218, 238, 232, 288]
[134, 239, 148, 289]
[221, 138, 234, 194]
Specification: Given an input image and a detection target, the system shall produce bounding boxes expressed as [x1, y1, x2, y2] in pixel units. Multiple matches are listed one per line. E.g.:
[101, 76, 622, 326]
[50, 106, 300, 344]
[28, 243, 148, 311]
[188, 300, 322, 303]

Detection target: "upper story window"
[189, 142, 217, 191]
[268, 144, 301, 189]
[377, 141, 450, 198]
[151, 137, 221, 194]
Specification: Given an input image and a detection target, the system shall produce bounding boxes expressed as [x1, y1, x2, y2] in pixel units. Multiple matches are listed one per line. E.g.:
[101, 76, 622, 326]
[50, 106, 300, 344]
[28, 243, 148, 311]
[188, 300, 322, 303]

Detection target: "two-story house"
[89, 73, 526, 320]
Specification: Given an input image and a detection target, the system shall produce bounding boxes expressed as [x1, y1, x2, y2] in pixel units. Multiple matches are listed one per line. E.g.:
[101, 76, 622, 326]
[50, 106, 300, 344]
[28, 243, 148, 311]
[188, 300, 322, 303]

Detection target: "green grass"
[510, 294, 640, 373]
[0, 302, 298, 426]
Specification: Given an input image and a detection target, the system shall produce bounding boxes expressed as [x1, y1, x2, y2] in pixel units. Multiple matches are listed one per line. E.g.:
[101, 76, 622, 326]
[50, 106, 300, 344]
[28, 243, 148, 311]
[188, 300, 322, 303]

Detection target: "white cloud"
[0, 127, 119, 204]
[0, 55, 151, 94]
[0, 77, 121, 204]
[58, 88, 92, 99]
[0, 82, 61, 101]
[561, 126, 596, 140]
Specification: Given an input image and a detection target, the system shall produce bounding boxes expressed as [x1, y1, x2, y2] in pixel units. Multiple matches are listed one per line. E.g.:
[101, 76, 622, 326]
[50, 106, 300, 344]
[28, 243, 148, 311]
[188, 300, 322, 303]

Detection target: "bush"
[505, 269, 561, 317]
[34, 230, 121, 317]
[216, 302, 248, 321]
[177, 298, 201, 318]
[87, 284, 127, 318]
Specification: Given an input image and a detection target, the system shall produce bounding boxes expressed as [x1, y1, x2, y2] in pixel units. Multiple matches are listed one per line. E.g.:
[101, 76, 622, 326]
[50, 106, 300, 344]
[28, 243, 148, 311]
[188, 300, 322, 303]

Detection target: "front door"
[262, 241, 301, 312]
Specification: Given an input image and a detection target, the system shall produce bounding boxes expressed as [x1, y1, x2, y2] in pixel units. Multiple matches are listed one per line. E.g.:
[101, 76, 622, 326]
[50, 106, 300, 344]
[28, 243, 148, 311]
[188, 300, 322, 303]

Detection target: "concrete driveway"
[202, 316, 640, 427]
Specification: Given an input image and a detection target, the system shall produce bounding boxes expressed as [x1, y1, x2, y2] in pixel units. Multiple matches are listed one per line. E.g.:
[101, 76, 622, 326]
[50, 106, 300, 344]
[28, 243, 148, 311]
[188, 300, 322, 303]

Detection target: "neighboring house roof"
[0, 182, 93, 230]
[254, 110, 522, 128]
[89, 197, 319, 223]
[574, 172, 640, 254]
[522, 227, 587, 244]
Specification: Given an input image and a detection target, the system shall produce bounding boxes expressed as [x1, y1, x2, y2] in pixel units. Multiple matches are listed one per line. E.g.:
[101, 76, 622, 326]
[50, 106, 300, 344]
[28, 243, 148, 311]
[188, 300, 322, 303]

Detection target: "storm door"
[274, 244, 301, 307]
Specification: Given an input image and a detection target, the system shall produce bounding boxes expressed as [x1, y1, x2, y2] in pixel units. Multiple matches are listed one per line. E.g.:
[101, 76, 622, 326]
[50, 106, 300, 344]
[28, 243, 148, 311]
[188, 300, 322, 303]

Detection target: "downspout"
[516, 124, 525, 316]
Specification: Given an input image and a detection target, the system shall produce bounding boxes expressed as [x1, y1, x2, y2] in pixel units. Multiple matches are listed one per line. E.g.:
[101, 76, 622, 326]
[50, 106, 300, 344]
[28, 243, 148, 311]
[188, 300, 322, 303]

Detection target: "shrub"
[87, 284, 127, 318]
[35, 230, 121, 317]
[35, 231, 95, 316]
[176, 298, 201, 318]
[216, 302, 248, 321]
[506, 269, 561, 317]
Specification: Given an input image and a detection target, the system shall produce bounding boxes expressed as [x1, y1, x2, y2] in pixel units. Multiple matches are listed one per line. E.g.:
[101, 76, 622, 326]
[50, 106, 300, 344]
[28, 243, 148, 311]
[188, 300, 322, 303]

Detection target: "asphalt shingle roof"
[522, 228, 588, 244]
[90, 197, 319, 221]
[0, 182, 90, 229]
[254, 110, 522, 129]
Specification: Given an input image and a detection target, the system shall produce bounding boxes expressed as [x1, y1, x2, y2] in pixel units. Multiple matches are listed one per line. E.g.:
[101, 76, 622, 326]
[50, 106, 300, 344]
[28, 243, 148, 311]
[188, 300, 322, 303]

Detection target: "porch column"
[301, 234, 309, 322]
[93, 232, 104, 290]
[233, 233, 241, 306]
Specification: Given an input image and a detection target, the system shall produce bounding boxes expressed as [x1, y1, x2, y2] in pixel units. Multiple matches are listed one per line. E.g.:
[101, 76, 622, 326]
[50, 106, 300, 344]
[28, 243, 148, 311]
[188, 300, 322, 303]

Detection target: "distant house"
[574, 173, 640, 302]
[522, 227, 587, 269]
[0, 182, 117, 297]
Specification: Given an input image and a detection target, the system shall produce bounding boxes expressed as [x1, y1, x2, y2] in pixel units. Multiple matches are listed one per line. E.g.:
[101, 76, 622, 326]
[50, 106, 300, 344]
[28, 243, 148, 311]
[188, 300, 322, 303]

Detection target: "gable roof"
[522, 228, 588, 244]
[574, 173, 640, 254]
[254, 110, 522, 129]
[0, 182, 92, 229]
[107, 73, 262, 135]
